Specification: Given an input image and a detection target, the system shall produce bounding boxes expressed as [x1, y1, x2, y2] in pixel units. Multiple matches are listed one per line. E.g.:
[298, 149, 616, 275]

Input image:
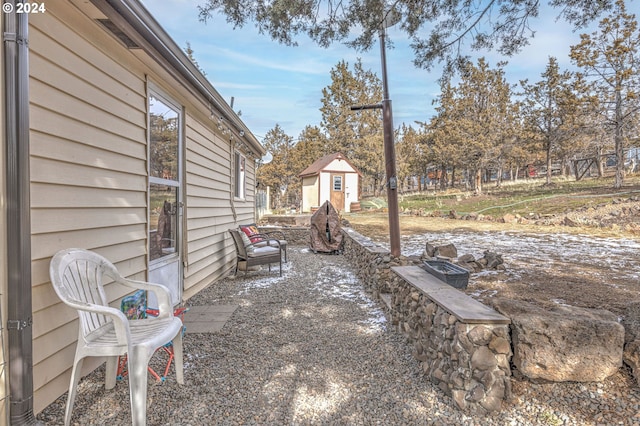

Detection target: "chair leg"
[128, 348, 153, 426]
[105, 356, 118, 389]
[173, 329, 184, 385]
[64, 356, 84, 426]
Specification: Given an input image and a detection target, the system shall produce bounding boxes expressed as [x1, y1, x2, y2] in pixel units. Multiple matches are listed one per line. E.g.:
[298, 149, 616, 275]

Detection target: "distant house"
[1, 0, 265, 421]
[299, 153, 361, 213]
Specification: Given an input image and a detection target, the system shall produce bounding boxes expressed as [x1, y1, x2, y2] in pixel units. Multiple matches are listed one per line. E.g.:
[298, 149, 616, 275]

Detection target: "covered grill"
[309, 200, 343, 253]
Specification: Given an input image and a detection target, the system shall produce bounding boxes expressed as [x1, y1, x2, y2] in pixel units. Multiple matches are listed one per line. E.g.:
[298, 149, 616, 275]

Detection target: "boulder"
[622, 301, 640, 343]
[424, 242, 458, 259]
[492, 298, 624, 382]
[624, 340, 640, 387]
[501, 213, 517, 223]
[621, 302, 640, 386]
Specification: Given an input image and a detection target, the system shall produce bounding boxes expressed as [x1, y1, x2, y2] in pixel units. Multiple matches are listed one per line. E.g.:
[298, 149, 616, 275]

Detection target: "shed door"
[330, 173, 345, 211]
[148, 91, 183, 307]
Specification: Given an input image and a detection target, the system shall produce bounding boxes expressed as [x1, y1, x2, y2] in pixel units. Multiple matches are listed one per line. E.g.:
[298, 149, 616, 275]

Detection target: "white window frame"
[333, 175, 343, 191]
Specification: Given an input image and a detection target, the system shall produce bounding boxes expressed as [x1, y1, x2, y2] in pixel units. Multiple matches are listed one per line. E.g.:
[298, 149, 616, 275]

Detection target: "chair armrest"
[65, 300, 131, 346]
[117, 278, 175, 320]
[248, 238, 281, 249]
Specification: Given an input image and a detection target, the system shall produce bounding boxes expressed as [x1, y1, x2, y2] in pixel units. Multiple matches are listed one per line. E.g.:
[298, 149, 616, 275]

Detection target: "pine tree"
[520, 57, 585, 185]
[256, 124, 295, 209]
[570, 0, 640, 188]
[320, 59, 385, 195]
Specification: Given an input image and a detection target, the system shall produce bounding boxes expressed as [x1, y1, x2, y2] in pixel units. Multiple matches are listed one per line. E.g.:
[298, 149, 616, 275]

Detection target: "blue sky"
[141, 0, 603, 142]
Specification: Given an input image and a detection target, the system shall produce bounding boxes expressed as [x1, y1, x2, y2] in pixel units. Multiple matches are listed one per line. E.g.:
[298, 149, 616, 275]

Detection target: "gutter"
[3, 1, 37, 424]
[90, 0, 265, 157]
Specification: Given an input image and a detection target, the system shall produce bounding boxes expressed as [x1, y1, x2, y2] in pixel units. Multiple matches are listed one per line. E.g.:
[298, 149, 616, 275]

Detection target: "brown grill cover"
[309, 201, 343, 252]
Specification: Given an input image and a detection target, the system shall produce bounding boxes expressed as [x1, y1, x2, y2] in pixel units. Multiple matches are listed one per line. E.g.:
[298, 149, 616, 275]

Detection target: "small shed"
[299, 153, 361, 213]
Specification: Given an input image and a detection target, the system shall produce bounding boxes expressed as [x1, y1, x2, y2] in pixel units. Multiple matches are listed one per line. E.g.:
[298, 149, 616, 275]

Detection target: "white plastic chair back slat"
[60, 256, 112, 338]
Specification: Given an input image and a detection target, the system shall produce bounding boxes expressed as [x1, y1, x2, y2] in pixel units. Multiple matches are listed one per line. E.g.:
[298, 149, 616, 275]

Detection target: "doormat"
[183, 305, 238, 333]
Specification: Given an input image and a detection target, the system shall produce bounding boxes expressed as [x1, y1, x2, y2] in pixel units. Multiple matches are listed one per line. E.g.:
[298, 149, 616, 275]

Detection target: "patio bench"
[229, 229, 282, 276]
[239, 223, 288, 262]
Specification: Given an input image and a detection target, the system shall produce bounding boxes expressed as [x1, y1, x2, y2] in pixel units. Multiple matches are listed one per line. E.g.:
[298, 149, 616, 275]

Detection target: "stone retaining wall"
[389, 269, 512, 414]
[341, 228, 406, 296]
[257, 226, 309, 246]
[341, 228, 512, 414]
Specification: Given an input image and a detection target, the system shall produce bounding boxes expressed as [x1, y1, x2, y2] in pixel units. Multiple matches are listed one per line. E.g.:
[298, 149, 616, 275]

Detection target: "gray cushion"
[239, 231, 254, 254]
[252, 246, 280, 256]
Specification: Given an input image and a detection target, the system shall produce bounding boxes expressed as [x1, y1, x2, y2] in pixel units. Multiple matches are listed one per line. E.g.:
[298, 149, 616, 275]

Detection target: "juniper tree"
[570, 0, 640, 188]
[198, 0, 615, 75]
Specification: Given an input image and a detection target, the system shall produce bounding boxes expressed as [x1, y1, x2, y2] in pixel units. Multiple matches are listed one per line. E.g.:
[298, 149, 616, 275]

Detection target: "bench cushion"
[239, 232, 255, 254]
[252, 246, 280, 256]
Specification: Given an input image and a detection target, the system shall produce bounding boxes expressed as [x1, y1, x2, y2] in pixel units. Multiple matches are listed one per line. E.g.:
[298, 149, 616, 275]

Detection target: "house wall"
[28, 2, 256, 413]
[182, 115, 257, 300]
[300, 176, 319, 213]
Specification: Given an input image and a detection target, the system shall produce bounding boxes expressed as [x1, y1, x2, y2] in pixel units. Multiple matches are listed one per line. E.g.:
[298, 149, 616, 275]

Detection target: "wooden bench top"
[391, 266, 510, 325]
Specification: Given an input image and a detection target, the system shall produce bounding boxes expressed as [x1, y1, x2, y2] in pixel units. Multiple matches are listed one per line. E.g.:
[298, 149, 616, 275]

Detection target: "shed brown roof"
[298, 152, 362, 177]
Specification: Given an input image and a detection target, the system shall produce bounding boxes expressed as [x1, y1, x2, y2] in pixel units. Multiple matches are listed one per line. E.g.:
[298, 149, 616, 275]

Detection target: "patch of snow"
[401, 231, 640, 286]
[316, 264, 388, 333]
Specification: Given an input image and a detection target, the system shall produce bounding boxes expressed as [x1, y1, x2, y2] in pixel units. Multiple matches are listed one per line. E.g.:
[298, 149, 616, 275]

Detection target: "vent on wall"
[97, 19, 140, 49]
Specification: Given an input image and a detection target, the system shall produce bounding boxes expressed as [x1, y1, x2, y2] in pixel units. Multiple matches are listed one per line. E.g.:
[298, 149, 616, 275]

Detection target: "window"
[234, 151, 246, 199]
[333, 175, 343, 191]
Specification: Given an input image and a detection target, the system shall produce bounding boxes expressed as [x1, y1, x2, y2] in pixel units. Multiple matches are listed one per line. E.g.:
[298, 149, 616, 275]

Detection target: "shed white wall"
[344, 173, 359, 211]
[318, 172, 332, 208]
[301, 157, 360, 212]
[300, 176, 319, 213]
[326, 158, 356, 173]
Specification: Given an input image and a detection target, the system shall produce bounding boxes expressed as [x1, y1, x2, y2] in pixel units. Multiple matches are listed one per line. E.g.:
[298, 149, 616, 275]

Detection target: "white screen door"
[148, 91, 182, 307]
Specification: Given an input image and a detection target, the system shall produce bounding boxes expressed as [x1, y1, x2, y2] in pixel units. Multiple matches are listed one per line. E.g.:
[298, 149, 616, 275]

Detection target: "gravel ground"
[37, 247, 640, 425]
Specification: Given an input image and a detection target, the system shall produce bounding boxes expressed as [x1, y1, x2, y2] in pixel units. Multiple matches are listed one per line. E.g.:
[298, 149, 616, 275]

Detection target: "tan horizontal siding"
[31, 207, 146, 234]
[30, 131, 146, 176]
[30, 104, 146, 159]
[30, 79, 144, 143]
[30, 4, 149, 413]
[183, 114, 239, 296]
[31, 157, 146, 190]
[31, 183, 147, 209]
[30, 9, 144, 99]
[30, 51, 145, 125]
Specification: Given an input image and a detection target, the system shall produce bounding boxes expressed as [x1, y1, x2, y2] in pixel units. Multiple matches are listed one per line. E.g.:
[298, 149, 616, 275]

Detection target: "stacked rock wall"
[341, 228, 512, 414]
[389, 272, 512, 414]
[257, 226, 309, 246]
[341, 228, 404, 296]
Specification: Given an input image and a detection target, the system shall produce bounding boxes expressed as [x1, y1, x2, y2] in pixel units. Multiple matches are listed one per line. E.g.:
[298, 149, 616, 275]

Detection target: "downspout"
[3, 1, 36, 424]
[229, 140, 238, 222]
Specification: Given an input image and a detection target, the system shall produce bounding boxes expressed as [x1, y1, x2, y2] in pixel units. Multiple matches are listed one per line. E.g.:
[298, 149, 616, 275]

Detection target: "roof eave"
[90, 0, 265, 156]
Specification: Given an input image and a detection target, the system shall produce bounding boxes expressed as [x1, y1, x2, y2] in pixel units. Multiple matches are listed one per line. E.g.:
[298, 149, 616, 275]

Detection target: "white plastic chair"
[49, 248, 185, 426]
